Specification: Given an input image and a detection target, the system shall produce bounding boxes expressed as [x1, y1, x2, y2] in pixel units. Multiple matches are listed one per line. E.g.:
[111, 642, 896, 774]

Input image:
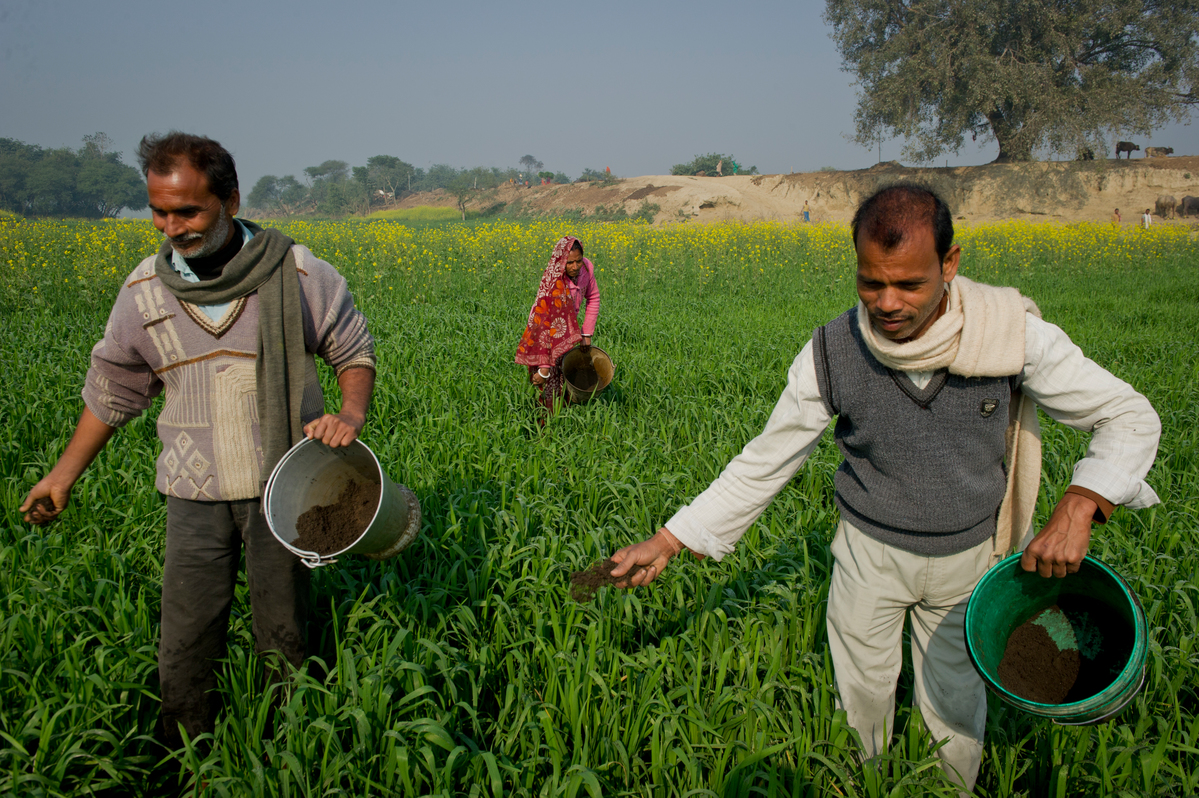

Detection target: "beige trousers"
[826, 518, 993, 792]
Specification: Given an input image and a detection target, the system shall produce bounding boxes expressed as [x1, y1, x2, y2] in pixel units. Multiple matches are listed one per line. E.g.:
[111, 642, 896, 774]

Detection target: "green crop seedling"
[2, 216, 1197, 795]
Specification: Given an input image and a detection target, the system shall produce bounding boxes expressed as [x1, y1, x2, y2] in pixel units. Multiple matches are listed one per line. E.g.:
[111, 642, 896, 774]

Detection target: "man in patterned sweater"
[20, 132, 377, 746]
[608, 184, 1160, 791]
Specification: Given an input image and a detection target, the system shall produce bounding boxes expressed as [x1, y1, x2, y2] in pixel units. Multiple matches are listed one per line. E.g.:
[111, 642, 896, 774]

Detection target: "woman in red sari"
[514, 235, 601, 413]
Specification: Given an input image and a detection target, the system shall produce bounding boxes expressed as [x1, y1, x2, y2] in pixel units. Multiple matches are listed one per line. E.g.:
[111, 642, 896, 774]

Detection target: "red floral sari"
[514, 235, 583, 408]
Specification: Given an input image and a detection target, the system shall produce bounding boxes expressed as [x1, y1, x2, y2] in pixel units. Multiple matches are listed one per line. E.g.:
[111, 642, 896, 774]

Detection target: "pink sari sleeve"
[580, 259, 601, 336]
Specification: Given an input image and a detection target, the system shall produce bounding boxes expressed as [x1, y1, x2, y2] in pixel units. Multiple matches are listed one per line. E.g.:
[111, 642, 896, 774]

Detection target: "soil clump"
[293, 479, 380, 555]
[998, 605, 1081, 703]
[570, 558, 649, 602]
[998, 597, 1132, 704]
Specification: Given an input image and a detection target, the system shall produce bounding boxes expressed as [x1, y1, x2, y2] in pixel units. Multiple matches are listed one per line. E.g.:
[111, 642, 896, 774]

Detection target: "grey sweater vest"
[813, 308, 1018, 555]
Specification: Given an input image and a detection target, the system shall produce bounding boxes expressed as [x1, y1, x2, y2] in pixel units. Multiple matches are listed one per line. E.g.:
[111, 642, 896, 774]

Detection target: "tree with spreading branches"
[825, 0, 1199, 162]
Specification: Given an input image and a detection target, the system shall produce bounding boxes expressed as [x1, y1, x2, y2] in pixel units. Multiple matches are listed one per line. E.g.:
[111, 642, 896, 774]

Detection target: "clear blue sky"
[1, 0, 1192, 198]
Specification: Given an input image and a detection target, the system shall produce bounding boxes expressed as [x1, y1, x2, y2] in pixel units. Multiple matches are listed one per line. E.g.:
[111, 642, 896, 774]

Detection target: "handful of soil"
[292, 479, 380, 555]
[30, 497, 60, 525]
[998, 604, 1081, 704]
[569, 558, 650, 603]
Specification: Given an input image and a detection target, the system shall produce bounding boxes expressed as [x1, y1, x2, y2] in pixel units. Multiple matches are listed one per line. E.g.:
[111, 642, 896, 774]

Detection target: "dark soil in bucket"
[997, 595, 1133, 704]
[569, 558, 649, 602]
[292, 479, 381, 555]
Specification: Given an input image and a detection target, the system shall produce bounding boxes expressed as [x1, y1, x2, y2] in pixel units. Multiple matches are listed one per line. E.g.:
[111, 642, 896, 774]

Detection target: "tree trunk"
[988, 112, 1033, 163]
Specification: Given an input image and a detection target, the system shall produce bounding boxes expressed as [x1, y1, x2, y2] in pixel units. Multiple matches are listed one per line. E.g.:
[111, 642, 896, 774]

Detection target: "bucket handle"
[1053, 666, 1146, 726]
[299, 553, 339, 569]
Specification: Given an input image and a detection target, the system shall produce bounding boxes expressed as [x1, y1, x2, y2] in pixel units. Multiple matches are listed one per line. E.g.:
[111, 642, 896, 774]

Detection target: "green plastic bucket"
[965, 554, 1147, 725]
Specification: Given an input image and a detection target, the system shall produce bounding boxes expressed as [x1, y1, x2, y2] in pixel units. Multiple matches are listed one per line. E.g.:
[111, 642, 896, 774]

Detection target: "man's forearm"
[337, 366, 376, 424]
[52, 406, 117, 484]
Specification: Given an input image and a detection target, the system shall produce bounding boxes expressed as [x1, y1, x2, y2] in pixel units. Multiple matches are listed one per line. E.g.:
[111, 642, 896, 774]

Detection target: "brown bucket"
[561, 345, 615, 404]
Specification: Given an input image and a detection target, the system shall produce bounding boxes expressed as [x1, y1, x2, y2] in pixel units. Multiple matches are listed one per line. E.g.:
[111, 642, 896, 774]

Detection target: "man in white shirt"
[610, 183, 1160, 791]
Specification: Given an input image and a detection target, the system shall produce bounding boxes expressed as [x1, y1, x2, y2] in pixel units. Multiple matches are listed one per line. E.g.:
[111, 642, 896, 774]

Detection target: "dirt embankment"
[392, 157, 1199, 226]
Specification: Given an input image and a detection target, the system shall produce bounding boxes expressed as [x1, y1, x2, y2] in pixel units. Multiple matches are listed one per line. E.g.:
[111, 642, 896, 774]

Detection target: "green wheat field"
[2, 215, 1197, 796]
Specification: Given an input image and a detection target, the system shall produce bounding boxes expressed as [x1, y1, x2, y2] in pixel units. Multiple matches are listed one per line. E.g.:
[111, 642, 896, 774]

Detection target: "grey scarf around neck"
[153, 221, 306, 484]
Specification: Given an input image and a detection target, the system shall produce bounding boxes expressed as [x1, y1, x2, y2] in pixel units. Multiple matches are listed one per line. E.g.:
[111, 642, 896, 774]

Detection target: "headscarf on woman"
[514, 235, 584, 407]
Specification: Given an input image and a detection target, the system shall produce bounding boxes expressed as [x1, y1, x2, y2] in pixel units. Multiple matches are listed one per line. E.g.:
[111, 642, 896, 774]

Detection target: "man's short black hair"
[851, 183, 954, 263]
[137, 132, 239, 202]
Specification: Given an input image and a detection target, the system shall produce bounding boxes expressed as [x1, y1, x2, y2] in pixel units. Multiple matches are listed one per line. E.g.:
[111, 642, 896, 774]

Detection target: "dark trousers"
[158, 497, 309, 746]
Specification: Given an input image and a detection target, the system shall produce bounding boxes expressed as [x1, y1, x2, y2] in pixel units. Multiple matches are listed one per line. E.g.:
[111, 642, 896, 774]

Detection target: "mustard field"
[2, 215, 1197, 796]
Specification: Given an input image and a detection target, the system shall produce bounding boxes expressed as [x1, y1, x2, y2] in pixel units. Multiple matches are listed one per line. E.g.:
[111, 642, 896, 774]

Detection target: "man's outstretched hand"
[610, 527, 702, 587]
[19, 480, 70, 525]
[1021, 491, 1096, 578]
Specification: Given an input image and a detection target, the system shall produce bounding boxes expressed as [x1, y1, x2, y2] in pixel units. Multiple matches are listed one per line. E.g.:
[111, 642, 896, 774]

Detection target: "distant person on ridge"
[1111, 208, 1121, 227]
[607, 183, 1160, 792]
[804, 200, 811, 222]
[20, 131, 378, 749]
[514, 235, 601, 418]
[1142, 208, 1153, 229]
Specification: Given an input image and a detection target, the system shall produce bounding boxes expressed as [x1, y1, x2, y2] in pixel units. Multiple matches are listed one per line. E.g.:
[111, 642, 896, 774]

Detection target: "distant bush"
[577, 168, 617, 184]
[819, 165, 838, 172]
[633, 201, 660, 223]
[671, 153, 759, 176]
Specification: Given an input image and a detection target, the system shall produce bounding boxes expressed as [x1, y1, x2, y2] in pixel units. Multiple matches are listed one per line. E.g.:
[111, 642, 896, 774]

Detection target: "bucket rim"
[263, 436, 385, 566]
[965, 553, 1148, 724]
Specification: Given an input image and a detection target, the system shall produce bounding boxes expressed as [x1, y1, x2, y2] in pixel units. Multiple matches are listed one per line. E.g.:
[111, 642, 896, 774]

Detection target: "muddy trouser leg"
[826, 519, 913, 761]
[158, 497, 240, 747]
[909, 537, 992, 795]
[235, 498, 309, 681]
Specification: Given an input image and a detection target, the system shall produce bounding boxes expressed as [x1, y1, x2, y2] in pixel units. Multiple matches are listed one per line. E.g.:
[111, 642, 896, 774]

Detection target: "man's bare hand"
[610, 527, 691, 587]
[18, 407, 114, 525]
[19, 478, 72, 525]
[1021, 491, 1096, 578]
[303, 412, 364, 448]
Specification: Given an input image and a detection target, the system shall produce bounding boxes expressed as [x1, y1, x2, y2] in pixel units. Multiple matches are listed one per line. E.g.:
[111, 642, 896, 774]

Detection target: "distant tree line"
[0, 133, 146, 218]
[247, 156, 582, 218]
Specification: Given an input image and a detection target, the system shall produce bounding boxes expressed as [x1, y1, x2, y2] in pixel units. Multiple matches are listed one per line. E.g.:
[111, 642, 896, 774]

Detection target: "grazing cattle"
[1145, 147, 1174, 158]
[1156, 195, 1177, 220]
[1180, 196, 1199, 217]
[1115, 141, 1139, 159]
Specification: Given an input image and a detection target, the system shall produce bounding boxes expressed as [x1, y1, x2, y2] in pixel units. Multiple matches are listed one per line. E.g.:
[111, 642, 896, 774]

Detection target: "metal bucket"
[263, 438, 421, 568]
[561, 345, 615, 404]
[965, 554, 1147, 725]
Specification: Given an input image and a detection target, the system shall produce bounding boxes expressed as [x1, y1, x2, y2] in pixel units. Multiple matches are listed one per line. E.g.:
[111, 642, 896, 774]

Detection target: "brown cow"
[1180, 196, 1199, 217]
[1156, 195, 1177, 220]
[1145, 147, 1174, 158]
[1115, 141, 1139, 159]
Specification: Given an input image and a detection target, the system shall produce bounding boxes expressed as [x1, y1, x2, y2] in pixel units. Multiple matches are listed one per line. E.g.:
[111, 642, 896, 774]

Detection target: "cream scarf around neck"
[856, 275, 1042, 556]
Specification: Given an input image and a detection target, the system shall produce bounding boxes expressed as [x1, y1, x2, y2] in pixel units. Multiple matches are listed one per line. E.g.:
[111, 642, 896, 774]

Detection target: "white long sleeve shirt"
[666, 314, 1162, 561]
